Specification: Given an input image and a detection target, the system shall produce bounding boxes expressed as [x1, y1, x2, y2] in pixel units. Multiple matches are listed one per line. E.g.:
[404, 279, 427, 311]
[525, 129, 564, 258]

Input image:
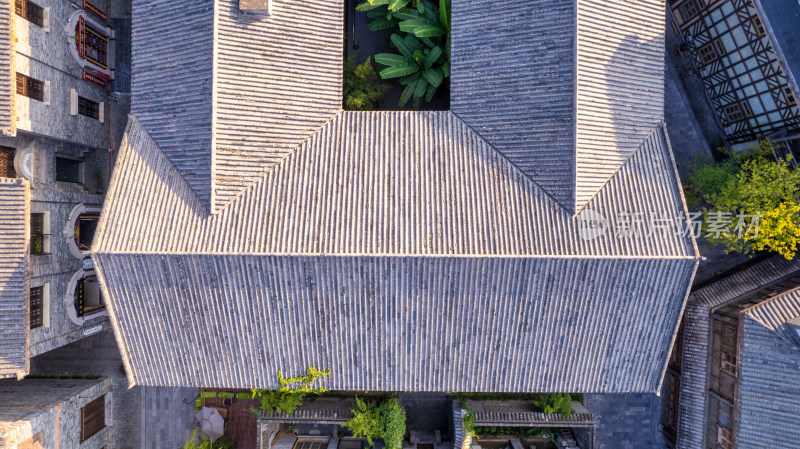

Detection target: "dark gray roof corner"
[451, 0, 577, 211]
[742, 288, 800, 346]
[212, 0, 342, 212]
[452, 0, 665, 214]
[131, 0, 342, 214]
[737, 290, 800, 448]
[0, 0, 15, 137]
[0, 178, 30, 380]
[677, 256, 800, 449]
[131, 0, 215, 211]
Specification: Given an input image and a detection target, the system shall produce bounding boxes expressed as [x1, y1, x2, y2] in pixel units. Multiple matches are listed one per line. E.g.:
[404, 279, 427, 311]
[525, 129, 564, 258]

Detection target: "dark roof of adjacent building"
[93, 0, 698, 392]
[756, 0, 800, 95]
[736, 289, 800, 449]
[676, 256, 800, 449]
[0, 178, 29, 379]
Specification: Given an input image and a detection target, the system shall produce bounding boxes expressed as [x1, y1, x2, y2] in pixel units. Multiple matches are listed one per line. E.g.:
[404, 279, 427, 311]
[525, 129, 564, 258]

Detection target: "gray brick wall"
[0, 378, 112, 449]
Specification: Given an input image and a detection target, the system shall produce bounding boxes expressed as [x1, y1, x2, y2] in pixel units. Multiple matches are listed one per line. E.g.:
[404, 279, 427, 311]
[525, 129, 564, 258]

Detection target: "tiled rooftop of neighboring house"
[0, 178, 29, 379]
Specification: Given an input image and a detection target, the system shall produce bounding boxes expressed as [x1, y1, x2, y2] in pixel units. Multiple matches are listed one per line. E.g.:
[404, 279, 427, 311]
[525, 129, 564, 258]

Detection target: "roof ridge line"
[91, 250, 698, 260]
[740, 286, 800, 323]
[210, 110, 344, 214]
[449, 110, 574, 213]
[93, 115, 209, 253]
[573, 124, 661, 216]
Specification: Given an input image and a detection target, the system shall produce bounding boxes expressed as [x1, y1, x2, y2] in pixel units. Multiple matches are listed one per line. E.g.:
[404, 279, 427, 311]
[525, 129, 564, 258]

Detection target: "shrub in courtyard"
[182, 430, 213, 449]
[345, 397, 407, 449]
[343, 57, 390, 110]
[251, 365, 330, 415]
[688, 139, 800, 259]
[532, 393, 574, 418]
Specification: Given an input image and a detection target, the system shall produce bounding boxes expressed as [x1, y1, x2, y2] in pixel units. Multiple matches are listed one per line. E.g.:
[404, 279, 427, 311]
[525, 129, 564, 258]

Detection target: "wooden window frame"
[717, 425, 734, 449]
[720, 352, 737, 375]
[679, 0, 699, 21]
[698, 41, 719, 65]
[77, 96, 100, 119]
[30, 212, 49, 255]
[14, 0, 44, 27]
[723, 103, 744, 122]
[80, 395, 106, 442]
[785, 87, 797, 107]
[751, 16, 766, 37]
[739, 100, 753, 118]
[16, 73, 45, 102]
[0, 146, 15, 178]
[29, 286, 44, 329]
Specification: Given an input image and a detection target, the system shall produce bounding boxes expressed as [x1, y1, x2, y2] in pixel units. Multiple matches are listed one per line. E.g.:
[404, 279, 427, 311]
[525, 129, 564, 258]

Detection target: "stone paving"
[585, 393, 667, 449]
[141, 386, 200, 449]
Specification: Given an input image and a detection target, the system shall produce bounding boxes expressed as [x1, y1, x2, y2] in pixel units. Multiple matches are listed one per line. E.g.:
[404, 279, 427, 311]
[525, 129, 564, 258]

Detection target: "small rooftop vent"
[240, 0, 271, 13]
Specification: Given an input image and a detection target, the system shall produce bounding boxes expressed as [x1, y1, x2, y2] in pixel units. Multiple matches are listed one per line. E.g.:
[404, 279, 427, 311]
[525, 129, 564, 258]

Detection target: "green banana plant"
[374, 33, 448, 108]
[357, 0, 451, 108]
[357, 0, 434, 32]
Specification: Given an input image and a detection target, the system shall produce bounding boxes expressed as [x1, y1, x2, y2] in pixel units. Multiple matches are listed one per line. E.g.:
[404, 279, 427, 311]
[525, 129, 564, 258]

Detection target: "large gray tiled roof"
[94, 113, 697, 391]
[0, 0, 14, 136]
[95, 0, 698, 391]
[0, 178, 29, 379]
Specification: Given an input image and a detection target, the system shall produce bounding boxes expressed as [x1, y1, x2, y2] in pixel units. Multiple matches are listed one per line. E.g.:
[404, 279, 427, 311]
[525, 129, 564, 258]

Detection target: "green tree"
[251, 365, 331, 414]
[345, 397, 407, 448]
[689, 139, 800, 259]
[533, 393, 574, 418]
[343, 57, 390, 111]
[182, 431, 213, 449]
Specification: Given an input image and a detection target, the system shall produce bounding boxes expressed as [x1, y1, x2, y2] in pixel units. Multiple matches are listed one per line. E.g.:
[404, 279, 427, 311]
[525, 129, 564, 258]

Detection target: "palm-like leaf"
[390, 33, 414, 59]
[388, 0, 410, 12]
[438, 0, 450, 32]
[408, 24, 446, 37]
[399, 81, 417, 107]
[425, 84, 437, 102]
[356, 0, 389, 11]
[423, 46, 442, 68]
[374, 53, 408, 67]
[422, 68, 443, 87]
[369, 16, 396, 31]
[379, 63, 420, 79]
[399, 72, 422, 86]
[414, 77, 429, 98]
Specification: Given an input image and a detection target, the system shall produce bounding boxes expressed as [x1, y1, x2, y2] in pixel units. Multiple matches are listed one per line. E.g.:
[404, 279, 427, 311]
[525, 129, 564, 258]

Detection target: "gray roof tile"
[0, 178, 29, 379]
[0, 0, 14, 136]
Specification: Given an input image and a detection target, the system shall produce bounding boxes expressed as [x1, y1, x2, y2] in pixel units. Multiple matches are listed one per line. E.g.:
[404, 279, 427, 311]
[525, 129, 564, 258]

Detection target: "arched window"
[64, 204, 101, 259]
[65, 268, 108, 325]
[74, 272, 104, 318]
[68, 11, 113, 79]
